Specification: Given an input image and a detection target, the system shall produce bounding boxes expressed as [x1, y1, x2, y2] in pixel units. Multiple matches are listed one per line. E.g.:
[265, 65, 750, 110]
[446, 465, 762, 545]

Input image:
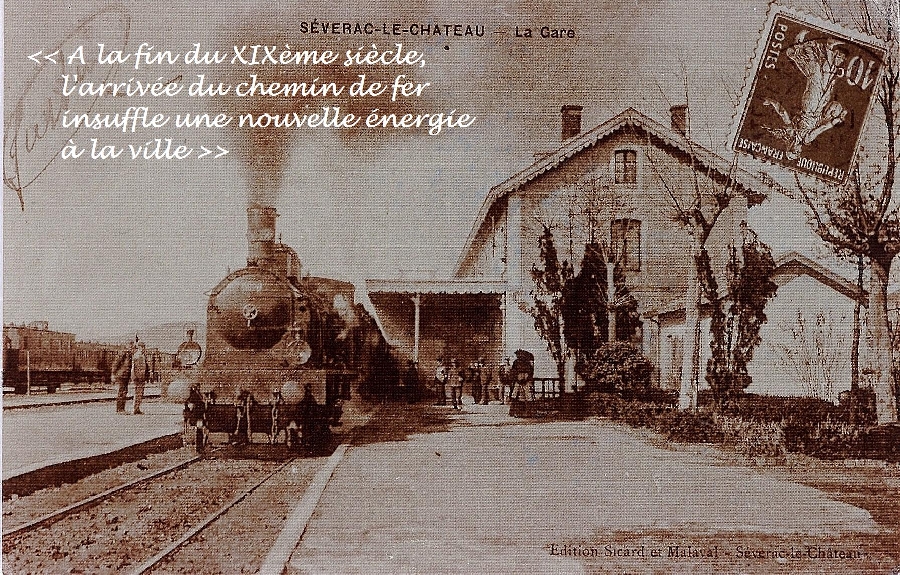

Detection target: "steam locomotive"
[179, 204, 363, 451]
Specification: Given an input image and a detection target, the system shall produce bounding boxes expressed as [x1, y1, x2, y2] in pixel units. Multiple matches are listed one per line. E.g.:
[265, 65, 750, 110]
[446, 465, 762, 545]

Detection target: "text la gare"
[515, 26, 576, 39]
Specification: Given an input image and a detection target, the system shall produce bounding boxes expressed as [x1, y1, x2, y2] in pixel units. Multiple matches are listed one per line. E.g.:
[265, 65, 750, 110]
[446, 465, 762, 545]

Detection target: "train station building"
[365, 106, 871, 398]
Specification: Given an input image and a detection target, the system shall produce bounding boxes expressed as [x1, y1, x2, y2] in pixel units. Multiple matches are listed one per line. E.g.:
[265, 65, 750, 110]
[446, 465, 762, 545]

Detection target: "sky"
[2, 0, 859, 340]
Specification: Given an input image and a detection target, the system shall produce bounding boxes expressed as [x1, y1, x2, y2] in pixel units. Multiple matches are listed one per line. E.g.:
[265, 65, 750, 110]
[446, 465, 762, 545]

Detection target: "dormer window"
[614, 150, 637, 184]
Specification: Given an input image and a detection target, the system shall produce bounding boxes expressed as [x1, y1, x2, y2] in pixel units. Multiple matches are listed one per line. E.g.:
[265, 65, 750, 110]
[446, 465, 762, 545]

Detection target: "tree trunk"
[851, 257, 862, 393]
[607, 262, 617, 342]
[557, 305, 568, 389]
[565, 354, 577, 393]
[869, 257, 898, 424]
[849, 256, 863, 424]
[679, 236, 701, 410]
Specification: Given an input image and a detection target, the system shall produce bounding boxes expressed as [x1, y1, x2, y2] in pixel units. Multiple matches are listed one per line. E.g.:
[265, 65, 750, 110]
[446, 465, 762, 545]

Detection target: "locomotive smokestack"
[247, 203, 278, 267]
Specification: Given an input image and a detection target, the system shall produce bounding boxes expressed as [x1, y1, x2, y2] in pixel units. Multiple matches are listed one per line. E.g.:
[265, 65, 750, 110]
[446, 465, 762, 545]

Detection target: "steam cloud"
[217, 13, 436, 208]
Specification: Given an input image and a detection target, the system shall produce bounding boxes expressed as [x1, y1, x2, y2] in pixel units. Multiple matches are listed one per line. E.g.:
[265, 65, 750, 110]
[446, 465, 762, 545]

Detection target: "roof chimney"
[670, 105, 689, 137]
[561, 105, 583, 140]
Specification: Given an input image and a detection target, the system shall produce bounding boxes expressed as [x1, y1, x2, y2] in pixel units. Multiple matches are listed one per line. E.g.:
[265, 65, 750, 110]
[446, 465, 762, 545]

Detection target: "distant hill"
[105, 322, 207, 353]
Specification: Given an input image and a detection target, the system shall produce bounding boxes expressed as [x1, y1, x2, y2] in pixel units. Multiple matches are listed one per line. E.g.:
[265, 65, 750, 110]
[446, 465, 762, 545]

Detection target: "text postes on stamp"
[732, 7, 885, 184]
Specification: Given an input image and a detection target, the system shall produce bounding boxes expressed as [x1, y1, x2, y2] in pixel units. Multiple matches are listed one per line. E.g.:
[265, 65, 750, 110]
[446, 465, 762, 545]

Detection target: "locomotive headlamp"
[286, 338, 312, 366]
[175, 323, 202, 367]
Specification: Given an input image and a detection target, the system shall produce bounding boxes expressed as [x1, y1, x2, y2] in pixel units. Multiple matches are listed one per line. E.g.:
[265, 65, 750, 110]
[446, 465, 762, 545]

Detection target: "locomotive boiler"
[184, 203, 354, 450]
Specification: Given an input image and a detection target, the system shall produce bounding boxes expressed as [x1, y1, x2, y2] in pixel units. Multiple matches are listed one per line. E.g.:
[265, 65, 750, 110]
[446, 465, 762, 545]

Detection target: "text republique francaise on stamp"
[732, 6, 885, 184]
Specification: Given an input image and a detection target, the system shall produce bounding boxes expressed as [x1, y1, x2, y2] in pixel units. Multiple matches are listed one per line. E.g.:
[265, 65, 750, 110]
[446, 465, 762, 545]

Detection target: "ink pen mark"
[4, 6, 131, 210]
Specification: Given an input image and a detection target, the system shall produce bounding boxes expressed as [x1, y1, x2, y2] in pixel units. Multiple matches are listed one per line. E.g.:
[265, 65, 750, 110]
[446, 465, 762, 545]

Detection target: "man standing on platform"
[478, 357, 492, 405]
[469, 359, 483, 405]
[498, 357, 512, 403]
[403, 360, 419, 403]
[433, 358, 448, 406]
[112, 340, 134, 414]
[131, 341, 150, 415]
[449, 359, 464, 410]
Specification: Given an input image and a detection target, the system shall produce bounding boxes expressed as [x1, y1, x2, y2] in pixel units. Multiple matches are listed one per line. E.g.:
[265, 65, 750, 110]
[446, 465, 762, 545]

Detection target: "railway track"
[126, 457, 297, 575]
[2, 456, 201, 539]
[2, 445, 341, 575]
[4, 406, 377, 574]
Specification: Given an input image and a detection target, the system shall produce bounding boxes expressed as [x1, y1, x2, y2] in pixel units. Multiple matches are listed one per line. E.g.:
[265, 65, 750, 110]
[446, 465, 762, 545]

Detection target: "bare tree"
[790, 0, 899, 423]
[636, 66, 758, 410]
[566, 174, 637, 342]
[770, 310, 847, 402]
[642, 127, 742, 410]
[852, 254, 865, 392]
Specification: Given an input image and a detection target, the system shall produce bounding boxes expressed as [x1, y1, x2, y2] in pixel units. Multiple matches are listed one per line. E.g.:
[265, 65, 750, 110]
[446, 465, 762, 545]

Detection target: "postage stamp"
[732, 5, 886, 183]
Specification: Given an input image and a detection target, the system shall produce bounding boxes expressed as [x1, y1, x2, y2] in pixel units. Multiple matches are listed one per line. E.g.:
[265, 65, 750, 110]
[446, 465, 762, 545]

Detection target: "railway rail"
[2, 391, 162, 411]
[126, 457, 297, 575]
[2, 444, 343, 574]
[2, 457, 201, 539]
[3, 401, 376, 574]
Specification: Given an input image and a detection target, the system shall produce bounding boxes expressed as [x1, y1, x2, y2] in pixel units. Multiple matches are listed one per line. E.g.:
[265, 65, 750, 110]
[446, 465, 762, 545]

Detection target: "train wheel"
[284, 421, 299, 450]
[195, 422, 206, 453]
[304, 419, 331, 454]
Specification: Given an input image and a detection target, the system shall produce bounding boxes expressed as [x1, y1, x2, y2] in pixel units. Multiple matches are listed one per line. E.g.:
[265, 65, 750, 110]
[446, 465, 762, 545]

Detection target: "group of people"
[432, 351, 534, 409]
[432, 358, 484, 410]
[112, 339, 152, 415]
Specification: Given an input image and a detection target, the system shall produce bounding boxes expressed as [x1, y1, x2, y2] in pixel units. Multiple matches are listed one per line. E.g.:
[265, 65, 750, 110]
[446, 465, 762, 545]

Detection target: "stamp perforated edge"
[727, 2, 888, 184]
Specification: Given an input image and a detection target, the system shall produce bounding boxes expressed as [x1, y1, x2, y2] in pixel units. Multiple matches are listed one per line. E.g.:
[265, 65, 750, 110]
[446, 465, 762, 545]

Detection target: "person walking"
[131, 341, 150, 414]
[498, 357, 512, 403]
[112, 341, 134, 413]
[511, 350, 534, 402]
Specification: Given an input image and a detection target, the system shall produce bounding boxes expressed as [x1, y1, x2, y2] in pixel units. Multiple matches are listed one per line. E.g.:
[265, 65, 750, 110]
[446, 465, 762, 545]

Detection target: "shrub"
[592, 392, 629, 419]
[638, 388, 678, 406]
[800, 420, 863, 459]
[578, 342, 651, 395]
[653, 410, 725, 444]
[623, 402, 672, 429]
[714, 413, 785, 458]
[854, 424, 900, 462]
[705, 393, 843, 424]
[594, 388, 895, 463]
[837, 387, 877, 426]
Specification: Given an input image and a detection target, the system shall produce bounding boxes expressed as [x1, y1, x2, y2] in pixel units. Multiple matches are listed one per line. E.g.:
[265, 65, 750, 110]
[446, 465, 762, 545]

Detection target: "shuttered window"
[614, 150, 637, 184]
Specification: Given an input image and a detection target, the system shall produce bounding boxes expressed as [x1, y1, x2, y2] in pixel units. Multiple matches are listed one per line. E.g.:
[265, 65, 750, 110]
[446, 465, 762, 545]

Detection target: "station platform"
[2, 390, 181, 481]
[286, 403, 882, 574]
[2, 385, 162, 410]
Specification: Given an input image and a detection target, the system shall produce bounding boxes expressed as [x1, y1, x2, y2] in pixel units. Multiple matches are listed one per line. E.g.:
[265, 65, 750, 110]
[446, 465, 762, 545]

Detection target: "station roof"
[365, 279, 506, 295]
[365, 279, 505, 318]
